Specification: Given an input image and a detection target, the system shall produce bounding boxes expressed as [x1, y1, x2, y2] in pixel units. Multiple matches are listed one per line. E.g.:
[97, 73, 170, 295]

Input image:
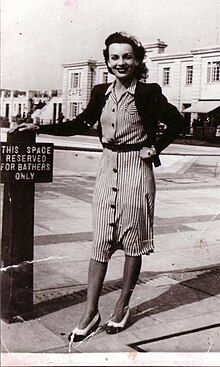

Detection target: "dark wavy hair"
[103, 32, 148, 80]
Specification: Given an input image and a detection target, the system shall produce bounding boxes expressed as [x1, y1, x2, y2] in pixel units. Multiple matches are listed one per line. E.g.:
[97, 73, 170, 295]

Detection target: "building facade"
[149, 45, 220, 132]
[0, 89, 62, 125]
[1, 41, 220, 132]
[61, 41, 220, 133]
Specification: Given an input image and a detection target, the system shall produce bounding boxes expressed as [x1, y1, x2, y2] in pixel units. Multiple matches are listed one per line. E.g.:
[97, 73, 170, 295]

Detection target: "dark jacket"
[39, 81, 185, 166]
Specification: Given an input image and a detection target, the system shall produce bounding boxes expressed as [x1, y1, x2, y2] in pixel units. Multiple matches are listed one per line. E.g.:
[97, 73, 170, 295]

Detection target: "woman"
[11, 32, 185, 342]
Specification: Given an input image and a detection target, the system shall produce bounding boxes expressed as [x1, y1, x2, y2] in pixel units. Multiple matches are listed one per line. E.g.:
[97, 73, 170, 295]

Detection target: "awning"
[183, 101, 220, 113]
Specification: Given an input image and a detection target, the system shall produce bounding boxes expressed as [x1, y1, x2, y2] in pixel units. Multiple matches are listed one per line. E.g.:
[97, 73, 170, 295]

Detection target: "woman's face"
[107, 43, 138, 82]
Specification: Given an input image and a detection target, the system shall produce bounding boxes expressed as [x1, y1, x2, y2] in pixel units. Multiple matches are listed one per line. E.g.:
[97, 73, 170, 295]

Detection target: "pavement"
[1, 131, 220, 366]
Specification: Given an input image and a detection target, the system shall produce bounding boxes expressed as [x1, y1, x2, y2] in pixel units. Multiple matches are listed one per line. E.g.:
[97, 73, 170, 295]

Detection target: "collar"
[104, 79, 137, 96]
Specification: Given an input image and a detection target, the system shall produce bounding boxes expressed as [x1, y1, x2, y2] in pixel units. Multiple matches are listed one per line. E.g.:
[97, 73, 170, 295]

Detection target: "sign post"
[0, 130, 53, 322]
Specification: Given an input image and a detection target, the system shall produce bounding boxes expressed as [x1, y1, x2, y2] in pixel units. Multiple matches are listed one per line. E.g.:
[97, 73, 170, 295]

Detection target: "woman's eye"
[111, 55, 118, 60]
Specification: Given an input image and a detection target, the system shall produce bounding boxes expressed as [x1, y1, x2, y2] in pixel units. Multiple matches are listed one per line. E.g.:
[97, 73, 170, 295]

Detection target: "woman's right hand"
[9, 123, 40, 134]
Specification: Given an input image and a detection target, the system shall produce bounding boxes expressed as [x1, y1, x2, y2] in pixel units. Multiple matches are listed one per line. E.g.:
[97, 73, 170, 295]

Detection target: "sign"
[0, 143, 54, 183]
[68, 88, 82, 96]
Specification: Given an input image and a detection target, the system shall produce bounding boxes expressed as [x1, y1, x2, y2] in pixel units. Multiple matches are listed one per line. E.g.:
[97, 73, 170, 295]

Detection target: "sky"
[2, 0, 220, 91]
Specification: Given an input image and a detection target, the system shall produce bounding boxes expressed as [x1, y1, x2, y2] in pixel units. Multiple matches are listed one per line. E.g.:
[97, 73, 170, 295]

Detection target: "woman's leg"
[110, 254, 142, 322]
[77, 258, 108, 328]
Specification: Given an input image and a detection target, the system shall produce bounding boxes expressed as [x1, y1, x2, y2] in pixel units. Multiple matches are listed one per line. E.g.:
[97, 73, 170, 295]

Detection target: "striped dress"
[92, 79, 156, 262]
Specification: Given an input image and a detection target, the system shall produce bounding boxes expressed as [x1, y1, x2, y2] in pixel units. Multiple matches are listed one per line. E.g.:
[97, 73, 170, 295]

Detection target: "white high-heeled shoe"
[68, 312, 101, 343]
[106, 307, 130, 334]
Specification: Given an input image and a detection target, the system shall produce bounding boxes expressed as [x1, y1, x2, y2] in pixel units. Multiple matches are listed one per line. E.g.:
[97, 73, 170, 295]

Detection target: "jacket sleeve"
[38, 85, 102, 136]
[150, 84, 186, 154]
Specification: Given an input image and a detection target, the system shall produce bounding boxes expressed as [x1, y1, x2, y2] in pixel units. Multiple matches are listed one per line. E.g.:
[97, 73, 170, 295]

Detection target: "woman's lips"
[116, 68, 129, 73]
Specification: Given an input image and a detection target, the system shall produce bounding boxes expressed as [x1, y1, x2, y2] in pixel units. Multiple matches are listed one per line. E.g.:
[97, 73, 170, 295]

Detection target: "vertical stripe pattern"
[92, 80, 156, 262]
[101, 79, 148, 146]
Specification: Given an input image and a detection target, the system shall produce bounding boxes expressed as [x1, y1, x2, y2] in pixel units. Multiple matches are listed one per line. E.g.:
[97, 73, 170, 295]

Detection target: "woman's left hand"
[9, 123, 39, 134]
[140, 146, 157, 160]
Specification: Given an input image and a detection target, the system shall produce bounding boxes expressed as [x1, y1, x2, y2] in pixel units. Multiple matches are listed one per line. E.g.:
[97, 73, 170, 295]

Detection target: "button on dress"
[92, 80, 156, 262]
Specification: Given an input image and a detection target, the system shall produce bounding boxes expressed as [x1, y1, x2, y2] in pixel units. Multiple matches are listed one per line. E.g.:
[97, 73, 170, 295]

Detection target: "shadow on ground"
[21, 264, 220, 322]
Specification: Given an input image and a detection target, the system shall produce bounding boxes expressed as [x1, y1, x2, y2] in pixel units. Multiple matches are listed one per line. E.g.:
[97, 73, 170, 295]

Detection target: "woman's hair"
[103, 32, 148, 80]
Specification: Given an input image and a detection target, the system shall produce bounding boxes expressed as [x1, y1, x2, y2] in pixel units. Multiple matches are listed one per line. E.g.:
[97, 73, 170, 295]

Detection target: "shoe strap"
[71, 312, 100, 336]
[107, 308, 130, 328]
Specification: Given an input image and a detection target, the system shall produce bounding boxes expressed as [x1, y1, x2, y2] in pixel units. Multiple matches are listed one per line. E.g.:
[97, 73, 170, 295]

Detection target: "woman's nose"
[117, 57, 125, 65]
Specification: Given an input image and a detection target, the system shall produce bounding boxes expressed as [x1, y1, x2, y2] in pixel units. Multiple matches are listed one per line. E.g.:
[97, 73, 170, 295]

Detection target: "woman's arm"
[150, 84, 186, 154]
[10, 85, 102, 136]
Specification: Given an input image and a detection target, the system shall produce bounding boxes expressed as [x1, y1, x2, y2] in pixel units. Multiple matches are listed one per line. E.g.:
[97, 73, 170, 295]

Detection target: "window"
[71, 73, 81, 88]
[163, 67, 170, 85]
[102, 71, 108, 83]
[186, 66, 193, 85]
[5, 90, 10, 97]
[70, 102, 78, 118]
[53, 103, 57, 124]
[58, 103, 62, 115]
[207, 61, 220, 83]
[5, 104, 10, 117]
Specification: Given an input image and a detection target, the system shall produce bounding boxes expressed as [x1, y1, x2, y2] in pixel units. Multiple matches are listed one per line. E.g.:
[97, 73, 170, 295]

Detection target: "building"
[61, 41, 220, 135]
[1, 40, 220, 134]
[0, 89, 62, 126]
[149, 45, 220, 133]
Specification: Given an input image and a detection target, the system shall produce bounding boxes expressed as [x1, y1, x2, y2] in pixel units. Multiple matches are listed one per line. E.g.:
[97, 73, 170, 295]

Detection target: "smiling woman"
[103, 32, 147, 83]
[10, 31, 185, 345]
[108, 43, 138, 83]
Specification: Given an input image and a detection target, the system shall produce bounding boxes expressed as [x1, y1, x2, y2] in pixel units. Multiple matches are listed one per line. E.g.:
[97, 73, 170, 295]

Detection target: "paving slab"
[155, 231, 197, 251]
[47, 258, 90, 285]
[171, 246, 220, 269]
[177, 271, 220, 296]
[35, 241, 93, 262]
[34, 263, 78, 291]
[36, 303, 85, 344]
[35, 204, 74, 221]
[36, 218, 92, 235]
[128, 313, 220, 353]
[131, 284, 207, 318]
[210, 310, 220, 319]
[155, 188, 220, 218]
[186, 220, 220, 239]
[37, 194, 92, 211]
[174, 297, 220, 317]
[104, 257, 124, 281]
[1, 320, 66, 353]
[129, 283, 171, 309]
[141, 249, 202, 272]
[75, 327, 139, 353]
[136, 326, 220, 352]
[156, 156, 197, 174]
[34, 231, 93, 246]
[34, 224, 55, 236]
[142, 276, 180, 286]
[154, 223, 219, 251]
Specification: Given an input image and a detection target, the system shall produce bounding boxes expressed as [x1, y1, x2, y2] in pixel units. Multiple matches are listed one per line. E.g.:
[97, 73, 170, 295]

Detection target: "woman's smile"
[107, 43, 138, 82]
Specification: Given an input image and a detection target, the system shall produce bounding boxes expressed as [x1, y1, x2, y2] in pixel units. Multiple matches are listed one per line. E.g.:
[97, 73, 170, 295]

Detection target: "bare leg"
[77, 258, 108, 329]
[110, 254, 142, 322]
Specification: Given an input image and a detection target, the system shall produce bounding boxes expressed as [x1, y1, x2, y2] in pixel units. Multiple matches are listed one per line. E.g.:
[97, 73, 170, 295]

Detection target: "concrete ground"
[1, 137, 220, 366]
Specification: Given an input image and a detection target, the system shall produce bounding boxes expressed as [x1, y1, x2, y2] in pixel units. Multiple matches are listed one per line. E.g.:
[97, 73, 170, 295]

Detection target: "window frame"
[207, 61, 220, 83]
[70, 102, 78, 118]
[70, 72, 81, 88]
[102, 71, 108, 84]
[163, 67, 170, 86]
[186, 65, 193, 85]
